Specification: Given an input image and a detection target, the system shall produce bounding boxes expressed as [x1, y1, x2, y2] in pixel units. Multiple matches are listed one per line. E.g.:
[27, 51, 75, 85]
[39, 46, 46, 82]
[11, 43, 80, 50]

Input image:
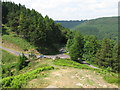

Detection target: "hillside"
[1, 1, 119, 89]
[2, 1, 70, 54]
[1, 51, 118, 88]
[71, 17, 118, 40]
[55, 20, 86, 29]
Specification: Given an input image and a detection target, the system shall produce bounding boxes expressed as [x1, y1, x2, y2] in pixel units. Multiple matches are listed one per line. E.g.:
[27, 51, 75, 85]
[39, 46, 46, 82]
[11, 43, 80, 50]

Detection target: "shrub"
[2, 66, 54, 88]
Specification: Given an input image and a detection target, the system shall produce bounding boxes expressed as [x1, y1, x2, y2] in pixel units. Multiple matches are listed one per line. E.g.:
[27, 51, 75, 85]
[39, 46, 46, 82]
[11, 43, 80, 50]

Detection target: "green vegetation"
[72, 17, 118, 40]
[96, 69, 119, 84]
[54, 59, 92, 69]
[16, 53, 28, 71]
[2, 49, 19, 78]
[2, 49, 18, 64]
[70, 32, 84, 61]
[53, 59, 119, 84]
[82, 35, 100, 62]
[2, 66, 54, 88]
[2, 1, 70, 54]
[2, 34, 36, 50]
[55, 20, 86, 29]
[1, 1, 119, 88]
[66, 31, 118, 73]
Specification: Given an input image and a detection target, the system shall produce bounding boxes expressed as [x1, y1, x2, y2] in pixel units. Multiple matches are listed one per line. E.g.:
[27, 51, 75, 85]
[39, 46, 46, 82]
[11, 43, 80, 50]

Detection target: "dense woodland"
[66, 31, 119, 73]
[2, 1, 119, 75]
[2, 1, 70, 54]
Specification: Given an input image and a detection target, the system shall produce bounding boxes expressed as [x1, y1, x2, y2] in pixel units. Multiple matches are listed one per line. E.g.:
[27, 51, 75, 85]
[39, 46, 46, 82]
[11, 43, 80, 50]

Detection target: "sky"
[5, 0, 119, 20]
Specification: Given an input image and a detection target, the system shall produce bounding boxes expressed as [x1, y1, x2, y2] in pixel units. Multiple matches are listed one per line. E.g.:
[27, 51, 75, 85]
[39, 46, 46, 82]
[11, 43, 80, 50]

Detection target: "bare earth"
[26, 67, 118, 88]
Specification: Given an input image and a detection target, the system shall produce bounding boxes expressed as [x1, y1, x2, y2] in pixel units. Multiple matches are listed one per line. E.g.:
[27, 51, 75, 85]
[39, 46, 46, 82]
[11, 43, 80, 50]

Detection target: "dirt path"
[0, 46, 70, 59]
[44, 68, 117, 88]
[26, 67, 118, 88]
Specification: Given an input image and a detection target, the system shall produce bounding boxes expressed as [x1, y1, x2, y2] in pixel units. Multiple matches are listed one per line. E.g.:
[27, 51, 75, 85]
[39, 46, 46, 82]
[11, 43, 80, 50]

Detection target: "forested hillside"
[1, 1, 119, 88]
[55, 20, 86, 29]
[2, 1, 70, 54]
[71, 17, 118, 40]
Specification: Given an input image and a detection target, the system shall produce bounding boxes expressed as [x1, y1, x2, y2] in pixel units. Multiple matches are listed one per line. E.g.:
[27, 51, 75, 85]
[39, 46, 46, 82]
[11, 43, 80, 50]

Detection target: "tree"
[83, 35, 99, 62]
[95, 39, 114, 68]
[111, 44, 118, 72]
[69, 32, 84, 61]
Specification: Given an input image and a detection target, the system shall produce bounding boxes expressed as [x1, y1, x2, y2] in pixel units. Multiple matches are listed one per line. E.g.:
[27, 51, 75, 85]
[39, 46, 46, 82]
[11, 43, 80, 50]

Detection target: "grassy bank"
[2, 66, 54, 88]
[53, 59, 119, 84]
[2, 34, 36, 50]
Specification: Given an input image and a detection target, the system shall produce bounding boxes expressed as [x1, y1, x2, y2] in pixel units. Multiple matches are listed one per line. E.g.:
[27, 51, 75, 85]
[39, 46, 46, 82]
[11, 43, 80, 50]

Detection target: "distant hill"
[71, 17, 118, 40]
[55, 20, 87, 29]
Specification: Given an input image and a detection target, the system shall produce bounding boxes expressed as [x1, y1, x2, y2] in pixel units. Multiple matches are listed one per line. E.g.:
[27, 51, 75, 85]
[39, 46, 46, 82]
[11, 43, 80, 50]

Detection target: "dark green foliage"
[95, 39, 114, 67]
[67, 31, 84, 61]
[16, 53, 28, 71]
[2, 66, 54, 88]
[66, 31, 74, 52]
[95, 39, 118, 72]
[2, 1, 69, 53]
[83, 35, 100, 62]
[2, 25, 9, 35]
[111, 44, 119, 72]
[66, 31, 118, 72]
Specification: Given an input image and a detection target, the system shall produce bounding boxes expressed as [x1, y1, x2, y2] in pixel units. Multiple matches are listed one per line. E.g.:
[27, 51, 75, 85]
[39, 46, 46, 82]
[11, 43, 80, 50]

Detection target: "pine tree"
[95, 39, 114, 68]
[69, 32, 84, 61]
[83, 35, 99, 62]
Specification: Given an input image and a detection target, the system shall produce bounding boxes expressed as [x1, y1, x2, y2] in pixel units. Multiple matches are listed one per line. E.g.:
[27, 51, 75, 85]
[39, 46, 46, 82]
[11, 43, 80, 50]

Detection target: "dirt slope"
[26, 67, 118, 88]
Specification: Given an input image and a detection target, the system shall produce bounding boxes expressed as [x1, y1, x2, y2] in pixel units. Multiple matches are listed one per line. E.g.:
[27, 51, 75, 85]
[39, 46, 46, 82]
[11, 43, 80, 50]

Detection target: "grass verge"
[2, 66, 54, 88]
[2, 34, 36, 50]
[53, 59, 93, 70]
[2, 49, 18, 64]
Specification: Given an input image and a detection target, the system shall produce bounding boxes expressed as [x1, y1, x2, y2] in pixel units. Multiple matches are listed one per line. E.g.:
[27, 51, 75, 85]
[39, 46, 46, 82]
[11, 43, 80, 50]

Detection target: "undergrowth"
[2, 66, 54, 88]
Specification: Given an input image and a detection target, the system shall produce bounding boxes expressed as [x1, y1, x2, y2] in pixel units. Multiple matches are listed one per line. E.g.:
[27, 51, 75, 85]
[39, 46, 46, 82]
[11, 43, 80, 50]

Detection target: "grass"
[53, 59, 119, 84]
[2, 49, 18, 64]
[84, 60, 119, 84]
[53, 59, 93, 70]
[2, 34, 36, 50]
[96, 69, 119, 84]
[2, 66, 54, 88]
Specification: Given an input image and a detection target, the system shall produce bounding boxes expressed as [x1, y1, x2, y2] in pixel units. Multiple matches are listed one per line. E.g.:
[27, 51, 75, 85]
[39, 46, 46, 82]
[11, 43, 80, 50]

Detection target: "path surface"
[0, 46, 70, 59]
[26, 68, 118, 88]
[82, 61, 99, 69]
[0, 46, 98, 69]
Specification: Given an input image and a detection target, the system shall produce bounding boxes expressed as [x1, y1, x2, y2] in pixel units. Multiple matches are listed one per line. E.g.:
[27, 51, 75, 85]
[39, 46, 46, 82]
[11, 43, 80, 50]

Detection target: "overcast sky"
[6, 0, 119, 20]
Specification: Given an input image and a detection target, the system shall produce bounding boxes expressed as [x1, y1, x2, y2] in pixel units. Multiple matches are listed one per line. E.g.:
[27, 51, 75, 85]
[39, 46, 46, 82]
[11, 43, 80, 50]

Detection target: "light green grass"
[53, 59, 119, 84]
[2, 66, 54, 88]
[2, 49, 18, 64]
[96, 69, 119, 84]
[2, 34, 36, 50]
[53, 59, 93, 70]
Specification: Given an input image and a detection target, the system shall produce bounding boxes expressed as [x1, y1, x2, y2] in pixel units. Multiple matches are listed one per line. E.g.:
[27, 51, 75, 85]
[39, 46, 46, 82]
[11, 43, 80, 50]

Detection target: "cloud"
[6, 0, 119, 20]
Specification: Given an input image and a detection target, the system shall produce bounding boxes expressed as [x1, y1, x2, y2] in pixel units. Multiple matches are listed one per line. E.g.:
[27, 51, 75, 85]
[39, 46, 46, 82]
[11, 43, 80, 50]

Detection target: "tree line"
[2, 1, 118, 73]
[2, 1, 70, 54]
[66, 31, 119, 73]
